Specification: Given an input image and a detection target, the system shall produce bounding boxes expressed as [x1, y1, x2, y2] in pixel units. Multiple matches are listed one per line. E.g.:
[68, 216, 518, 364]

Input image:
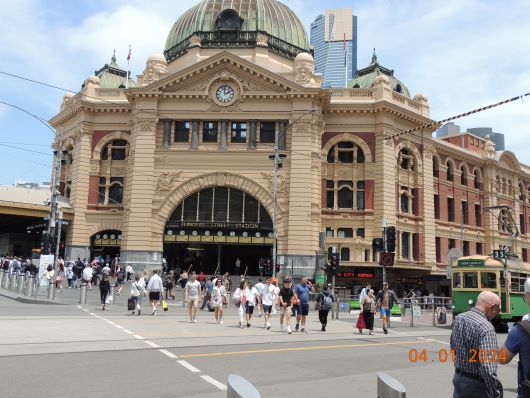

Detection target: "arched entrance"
[91, 230, 122, 264]
[164, 187, 273, 275]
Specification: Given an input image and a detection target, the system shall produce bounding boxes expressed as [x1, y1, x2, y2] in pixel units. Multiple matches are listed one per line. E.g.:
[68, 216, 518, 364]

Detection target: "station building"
[48, 0, 530, 292]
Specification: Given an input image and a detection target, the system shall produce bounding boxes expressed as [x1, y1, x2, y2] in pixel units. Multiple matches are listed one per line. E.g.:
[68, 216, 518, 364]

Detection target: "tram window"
[453, 272, 461, 289]
[510, 273, 529, 293]
[463, 272, 478, 289]
[480, 272, 497, 289]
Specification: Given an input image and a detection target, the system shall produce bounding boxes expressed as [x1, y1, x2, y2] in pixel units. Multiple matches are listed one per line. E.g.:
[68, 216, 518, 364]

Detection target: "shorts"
[381, 308, 390, 317]
[281, 305, 292, 314]
[245, 304, 254, 314]
[297, 303, 309, 316]
[188, 297, 199, 307]
[149, 291, 160, 301]
[263, 305, 273, 314]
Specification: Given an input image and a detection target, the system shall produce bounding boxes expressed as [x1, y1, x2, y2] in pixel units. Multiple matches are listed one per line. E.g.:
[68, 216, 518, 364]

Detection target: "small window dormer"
[216, 9, 243, 31]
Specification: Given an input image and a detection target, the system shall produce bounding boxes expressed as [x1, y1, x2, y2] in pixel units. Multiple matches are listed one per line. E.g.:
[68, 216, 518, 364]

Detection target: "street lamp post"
[270, 108, 318, 278]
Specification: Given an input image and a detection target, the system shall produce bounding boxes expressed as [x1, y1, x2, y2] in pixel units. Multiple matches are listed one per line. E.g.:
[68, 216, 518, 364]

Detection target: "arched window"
[433, 157, 439, 177]
[97, 138, 128, 205]
[474, 169, 481, 189]
[460, 165, 467, 186]
[327, 142, 365, 164]
[340, 247, 350, 261]
[101, 140, 128, 161]
[400, 192, 409, 213]
[446, 161, 453, 182]
[398, 148, 415, 171]
[396, 84, 402, 94]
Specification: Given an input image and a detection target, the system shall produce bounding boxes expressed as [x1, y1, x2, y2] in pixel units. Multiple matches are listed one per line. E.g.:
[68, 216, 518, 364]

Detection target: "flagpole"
[126, 45, 131, 89]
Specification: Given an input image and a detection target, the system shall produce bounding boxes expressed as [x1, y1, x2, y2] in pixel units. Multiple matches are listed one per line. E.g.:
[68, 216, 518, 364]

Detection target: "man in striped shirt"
[450, 291, 503, 398]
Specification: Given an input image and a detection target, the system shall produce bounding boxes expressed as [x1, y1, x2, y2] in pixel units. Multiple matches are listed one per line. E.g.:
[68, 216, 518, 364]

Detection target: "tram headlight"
[468, 299, 474, 305]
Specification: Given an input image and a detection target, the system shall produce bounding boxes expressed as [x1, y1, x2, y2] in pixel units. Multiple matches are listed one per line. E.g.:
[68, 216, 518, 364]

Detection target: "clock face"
[215, 85, 235, 104]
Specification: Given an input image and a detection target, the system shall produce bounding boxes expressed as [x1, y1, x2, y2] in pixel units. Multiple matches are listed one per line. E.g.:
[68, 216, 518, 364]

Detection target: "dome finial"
[372, 48, 377, 64]
[111, 50, 117, 66]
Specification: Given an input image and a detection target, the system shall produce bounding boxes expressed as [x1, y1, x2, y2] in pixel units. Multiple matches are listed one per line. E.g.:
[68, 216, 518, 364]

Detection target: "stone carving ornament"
[294, 53, 315, 86]
[261, 172, 286, 194]
[136, 119, 157, 131]
[156, 172, 182, 192]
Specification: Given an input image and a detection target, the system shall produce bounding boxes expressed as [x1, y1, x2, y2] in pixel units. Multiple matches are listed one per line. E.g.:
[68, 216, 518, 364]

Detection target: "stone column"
[219, 120, 228, 150]
[65, 127, 92, 260]
[191, 119, 199, 149]
[422, 144, 436, 267]
[120, 116, 163, 270]
[162, 119, 172, 149]
[278, 120, 288, 150]
[248, 120, 257, 150]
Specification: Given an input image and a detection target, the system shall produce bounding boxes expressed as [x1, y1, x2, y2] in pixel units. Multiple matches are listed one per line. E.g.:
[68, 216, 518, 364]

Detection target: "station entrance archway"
[163, 187, 274, 275]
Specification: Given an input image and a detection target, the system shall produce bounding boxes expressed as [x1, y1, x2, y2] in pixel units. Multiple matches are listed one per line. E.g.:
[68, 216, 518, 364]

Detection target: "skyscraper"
[310, 8, 357, 88]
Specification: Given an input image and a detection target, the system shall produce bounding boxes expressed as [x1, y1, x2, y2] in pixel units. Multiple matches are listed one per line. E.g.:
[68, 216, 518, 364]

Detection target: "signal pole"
[381, 218, 387, 283]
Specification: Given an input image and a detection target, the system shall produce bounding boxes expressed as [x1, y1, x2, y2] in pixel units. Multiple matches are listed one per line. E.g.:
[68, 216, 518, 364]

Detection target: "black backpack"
[515, 321, 530, 398]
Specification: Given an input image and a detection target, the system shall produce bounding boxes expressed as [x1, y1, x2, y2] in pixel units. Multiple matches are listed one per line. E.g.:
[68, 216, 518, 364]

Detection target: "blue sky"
[1, 0, 529, 185]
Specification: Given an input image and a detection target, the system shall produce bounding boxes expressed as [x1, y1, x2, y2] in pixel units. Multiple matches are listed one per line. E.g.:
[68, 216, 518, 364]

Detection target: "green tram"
[452, 255, 530, 330]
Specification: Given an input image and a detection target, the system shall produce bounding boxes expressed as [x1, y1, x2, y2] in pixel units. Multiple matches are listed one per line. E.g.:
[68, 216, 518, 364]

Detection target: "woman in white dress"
[232, 280, 247, 329]
[211, 278, 227, 324]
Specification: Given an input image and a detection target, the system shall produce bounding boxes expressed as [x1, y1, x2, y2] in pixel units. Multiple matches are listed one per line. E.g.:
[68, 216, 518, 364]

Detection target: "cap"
[284, 279, 291, 283]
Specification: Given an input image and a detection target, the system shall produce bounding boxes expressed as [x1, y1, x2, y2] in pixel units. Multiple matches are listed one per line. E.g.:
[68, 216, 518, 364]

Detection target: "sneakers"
[321, 325, 326, 332]
[287, 327, 292, 334]
[219, 320, 223, 325]
[383, 327, 388, 334]
[301, 327, 306, 333]
[193, 319, 197, 323]
[246, 323, 251, 328]
[138, 310, 141, 316]
[295, 323, 299, 332]
[266, 322, 271, 330]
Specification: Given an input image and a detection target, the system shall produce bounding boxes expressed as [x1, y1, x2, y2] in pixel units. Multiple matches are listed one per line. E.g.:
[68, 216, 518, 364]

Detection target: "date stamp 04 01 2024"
[408, 348, 507, 364]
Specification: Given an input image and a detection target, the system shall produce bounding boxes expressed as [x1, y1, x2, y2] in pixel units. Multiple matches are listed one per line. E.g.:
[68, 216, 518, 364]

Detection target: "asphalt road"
[0, 293, 520, 398]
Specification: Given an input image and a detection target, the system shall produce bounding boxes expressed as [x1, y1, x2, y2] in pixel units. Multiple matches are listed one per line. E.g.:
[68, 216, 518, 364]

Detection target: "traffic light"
[330, 253, 339, 275]
[386, 226, 396, 253]
[275, 263, 280, 273]
[372, 238, 384, 252]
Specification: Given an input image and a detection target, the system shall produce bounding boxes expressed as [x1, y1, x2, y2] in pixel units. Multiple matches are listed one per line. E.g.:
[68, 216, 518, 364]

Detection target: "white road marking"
[132, 334, 145, 340]
[200, 375, 227, 391]
[177, 360, 201, 373]
[114, 325, 124, 329]
[107, 321, 116, 325]
[122, 329, 134, 335]
[77, 306, 82, 309]
[144, 341, 160, 348]
[158, 349, 178, 359]
[89, 312, 96, 316]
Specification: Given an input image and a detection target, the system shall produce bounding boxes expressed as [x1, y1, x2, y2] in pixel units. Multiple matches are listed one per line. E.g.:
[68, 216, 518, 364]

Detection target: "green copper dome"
[348, 50, 410, 97]
[164, 0, 310, 63]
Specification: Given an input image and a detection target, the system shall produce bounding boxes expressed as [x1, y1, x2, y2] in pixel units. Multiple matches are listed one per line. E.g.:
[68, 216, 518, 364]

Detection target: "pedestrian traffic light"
[386, 226, 396, 253]
[275, 263, 280, 273]
[330, 253, 339, 275]
[372, 238, 384, 252]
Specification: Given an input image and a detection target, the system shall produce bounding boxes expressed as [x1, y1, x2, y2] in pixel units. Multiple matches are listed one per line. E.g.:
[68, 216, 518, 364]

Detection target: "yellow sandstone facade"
[49, 0, 530, 292]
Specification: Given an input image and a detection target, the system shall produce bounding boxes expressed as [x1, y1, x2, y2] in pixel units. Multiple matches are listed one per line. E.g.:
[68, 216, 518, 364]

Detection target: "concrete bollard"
[0, 269, 5, 288]
[227, 374, 261, 398]
[26, 275, 35, 297]
[17, 274, 26, 295]
[79, 282, 87, 304]
[9, 273, 18, 292]
[47, 280, 56, 300]
[377, 372, 406, 398]
[109, 285, 116, 305]
[2, 271, 9, 289]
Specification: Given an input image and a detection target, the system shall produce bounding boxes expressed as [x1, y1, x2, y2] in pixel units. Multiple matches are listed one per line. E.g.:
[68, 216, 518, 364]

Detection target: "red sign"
[337, 271, 375, 279]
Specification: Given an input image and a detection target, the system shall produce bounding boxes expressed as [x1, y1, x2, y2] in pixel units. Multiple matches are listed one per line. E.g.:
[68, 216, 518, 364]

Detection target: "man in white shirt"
[82, 264, 93, 289]
[146, 269, 163, 315]
[245, 281, 259, 328]
[260, 277, 276, 330]
[271, 278, 280, 315]
[254, 277, 265, 317]
[125, 265, 133, 282]
[185, 272, 202, 323]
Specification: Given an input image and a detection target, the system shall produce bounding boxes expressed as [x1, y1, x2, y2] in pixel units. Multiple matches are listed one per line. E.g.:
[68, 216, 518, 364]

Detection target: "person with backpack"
[500, 277, 530, 398]
[315, 285, 334, 332]
[115, 265, 125, 295]
[201, 276, 214, 311]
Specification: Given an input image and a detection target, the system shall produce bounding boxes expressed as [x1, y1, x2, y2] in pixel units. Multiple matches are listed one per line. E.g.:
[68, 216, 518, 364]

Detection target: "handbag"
[162, 299, 168, 312]
[127, 297, 135, 311]
[106, 294, 113, 305]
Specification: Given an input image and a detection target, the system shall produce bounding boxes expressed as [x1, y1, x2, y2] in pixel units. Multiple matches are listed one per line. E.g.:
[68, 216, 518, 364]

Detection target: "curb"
[0, 290, 66, 305]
